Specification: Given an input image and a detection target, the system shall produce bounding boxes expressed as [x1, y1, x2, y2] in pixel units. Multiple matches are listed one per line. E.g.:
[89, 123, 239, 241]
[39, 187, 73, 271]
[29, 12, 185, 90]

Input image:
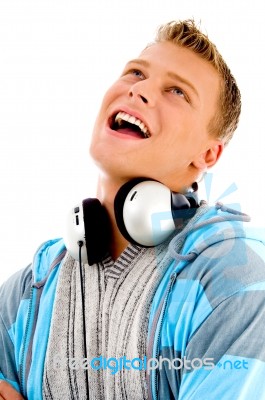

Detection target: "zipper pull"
[170, 272, 178, 286]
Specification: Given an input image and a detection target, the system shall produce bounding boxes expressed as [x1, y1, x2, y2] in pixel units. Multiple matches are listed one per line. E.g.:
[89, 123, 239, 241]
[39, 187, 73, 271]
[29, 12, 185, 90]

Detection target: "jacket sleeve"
[157, 236, 265, 400]
[178, 286, 265, 399]
[0, 265, 32, 393]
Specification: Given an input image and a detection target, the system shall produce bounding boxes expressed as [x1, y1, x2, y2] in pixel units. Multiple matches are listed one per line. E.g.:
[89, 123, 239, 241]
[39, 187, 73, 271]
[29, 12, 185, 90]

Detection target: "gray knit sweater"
[43, 241, 173, 400]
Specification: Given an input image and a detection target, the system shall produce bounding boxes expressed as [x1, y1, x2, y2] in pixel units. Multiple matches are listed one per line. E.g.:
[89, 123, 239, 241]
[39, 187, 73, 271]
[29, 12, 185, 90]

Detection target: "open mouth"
[110, 111, 151, 139]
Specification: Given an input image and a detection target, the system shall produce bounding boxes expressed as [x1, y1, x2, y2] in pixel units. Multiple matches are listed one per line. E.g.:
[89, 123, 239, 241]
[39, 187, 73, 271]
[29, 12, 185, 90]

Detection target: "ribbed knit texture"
[42, 242, 173, 400]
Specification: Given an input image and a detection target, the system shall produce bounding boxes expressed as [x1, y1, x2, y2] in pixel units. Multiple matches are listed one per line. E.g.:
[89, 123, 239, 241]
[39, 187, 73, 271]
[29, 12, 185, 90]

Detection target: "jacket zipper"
[18, 249, 66, 398]
[19, 285, 34, 398]
[152, 271, 178, 400]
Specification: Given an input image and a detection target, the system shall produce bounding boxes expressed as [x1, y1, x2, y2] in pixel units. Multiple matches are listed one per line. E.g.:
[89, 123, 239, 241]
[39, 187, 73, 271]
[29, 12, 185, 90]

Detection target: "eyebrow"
[126, 58, 199, 99]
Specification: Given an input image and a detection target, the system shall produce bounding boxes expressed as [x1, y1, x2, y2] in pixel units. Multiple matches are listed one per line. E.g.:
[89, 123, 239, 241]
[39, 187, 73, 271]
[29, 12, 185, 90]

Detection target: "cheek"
[91, 86, 118, 135]
[100, 81, 124, 107]
[153, 126, 202, 168]
[100, 89, 114, 107]
[166, 119, 206, 154]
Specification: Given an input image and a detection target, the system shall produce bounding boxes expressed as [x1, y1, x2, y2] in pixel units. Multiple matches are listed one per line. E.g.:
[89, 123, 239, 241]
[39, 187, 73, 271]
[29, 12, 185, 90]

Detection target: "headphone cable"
[78, 240, 90, 399]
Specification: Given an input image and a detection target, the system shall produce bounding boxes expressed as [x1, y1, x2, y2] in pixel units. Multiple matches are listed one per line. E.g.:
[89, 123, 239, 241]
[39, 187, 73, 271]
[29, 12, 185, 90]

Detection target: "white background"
[0, 0, 264, 284]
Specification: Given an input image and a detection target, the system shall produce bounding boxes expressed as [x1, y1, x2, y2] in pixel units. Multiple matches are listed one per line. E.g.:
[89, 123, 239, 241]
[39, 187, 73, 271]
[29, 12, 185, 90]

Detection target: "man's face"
[90, 41, 222, 192]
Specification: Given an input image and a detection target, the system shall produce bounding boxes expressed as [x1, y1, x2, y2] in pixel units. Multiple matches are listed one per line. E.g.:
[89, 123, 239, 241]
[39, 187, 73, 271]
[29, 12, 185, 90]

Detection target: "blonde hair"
[155, 20, 241, 144]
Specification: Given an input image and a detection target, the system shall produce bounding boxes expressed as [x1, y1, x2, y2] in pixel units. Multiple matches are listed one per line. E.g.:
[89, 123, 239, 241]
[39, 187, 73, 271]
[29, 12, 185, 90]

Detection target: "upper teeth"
[115, 112, 150, 138]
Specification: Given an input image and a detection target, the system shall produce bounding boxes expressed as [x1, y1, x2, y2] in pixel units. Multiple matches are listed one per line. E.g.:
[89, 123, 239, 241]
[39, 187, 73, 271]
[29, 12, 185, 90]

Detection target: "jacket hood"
[168, 202, 264, 269]
[31, 238, 66, 286]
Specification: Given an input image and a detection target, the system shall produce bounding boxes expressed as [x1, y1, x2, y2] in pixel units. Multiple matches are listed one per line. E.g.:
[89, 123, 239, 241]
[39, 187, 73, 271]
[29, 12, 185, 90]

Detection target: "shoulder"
[167, 203, 265, 311]
[0, 264, 32, 329]
[30, 238, 66, 285]
[0, 238, 66, 326]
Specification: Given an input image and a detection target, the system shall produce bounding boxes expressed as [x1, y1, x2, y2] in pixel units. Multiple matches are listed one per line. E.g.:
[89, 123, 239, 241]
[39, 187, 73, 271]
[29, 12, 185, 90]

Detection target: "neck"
[96, 174, 129, 260]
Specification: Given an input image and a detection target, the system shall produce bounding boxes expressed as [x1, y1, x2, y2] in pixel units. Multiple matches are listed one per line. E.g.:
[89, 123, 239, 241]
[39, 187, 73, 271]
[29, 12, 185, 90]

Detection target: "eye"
[168, 87, 190, 103]
[127, 69, 145, 80]
[170, 87, 185, 97]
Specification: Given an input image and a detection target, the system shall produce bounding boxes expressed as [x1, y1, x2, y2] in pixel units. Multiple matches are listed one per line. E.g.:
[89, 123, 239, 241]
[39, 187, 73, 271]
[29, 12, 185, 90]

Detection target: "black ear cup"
[171, 192, 191, 209]
[64, 198, 110, 265]
[82, 198, 110, 265]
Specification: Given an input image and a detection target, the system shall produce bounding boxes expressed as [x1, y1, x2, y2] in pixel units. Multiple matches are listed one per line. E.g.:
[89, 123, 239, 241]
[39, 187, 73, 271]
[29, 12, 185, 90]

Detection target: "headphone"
[63, 178, 199, 265]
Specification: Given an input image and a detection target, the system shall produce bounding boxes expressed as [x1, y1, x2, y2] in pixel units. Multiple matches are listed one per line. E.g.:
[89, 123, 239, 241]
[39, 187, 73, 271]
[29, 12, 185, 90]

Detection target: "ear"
[192, 141, 224, 171]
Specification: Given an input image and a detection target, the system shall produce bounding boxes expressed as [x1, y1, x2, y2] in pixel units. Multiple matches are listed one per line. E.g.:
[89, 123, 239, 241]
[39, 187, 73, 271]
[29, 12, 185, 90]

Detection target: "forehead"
[134, 41, 221, 103]
[138, 41, 219, 76]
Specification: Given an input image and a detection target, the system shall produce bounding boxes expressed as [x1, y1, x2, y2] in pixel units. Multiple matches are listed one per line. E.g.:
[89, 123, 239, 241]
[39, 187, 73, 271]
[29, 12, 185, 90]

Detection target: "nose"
[128, 80, 155, 107]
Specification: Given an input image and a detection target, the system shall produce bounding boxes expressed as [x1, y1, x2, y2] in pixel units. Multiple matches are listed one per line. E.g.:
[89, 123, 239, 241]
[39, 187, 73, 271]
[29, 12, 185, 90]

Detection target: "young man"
[1, 20, 265, 400]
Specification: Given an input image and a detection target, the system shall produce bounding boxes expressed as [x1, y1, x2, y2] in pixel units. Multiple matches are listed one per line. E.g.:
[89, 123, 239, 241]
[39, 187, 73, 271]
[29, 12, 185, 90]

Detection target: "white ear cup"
[64, 203, 88, 263]
[122, 180, 175, 246]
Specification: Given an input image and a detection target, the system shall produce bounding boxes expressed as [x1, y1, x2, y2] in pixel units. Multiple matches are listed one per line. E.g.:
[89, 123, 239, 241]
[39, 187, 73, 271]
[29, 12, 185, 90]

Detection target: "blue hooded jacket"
[1, 203, 265, 399]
